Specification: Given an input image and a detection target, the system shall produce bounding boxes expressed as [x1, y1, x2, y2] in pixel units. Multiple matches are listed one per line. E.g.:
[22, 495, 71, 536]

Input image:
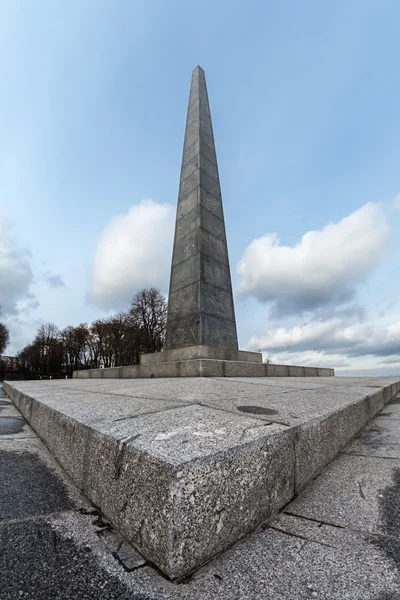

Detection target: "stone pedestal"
[73, 345, 335, 379]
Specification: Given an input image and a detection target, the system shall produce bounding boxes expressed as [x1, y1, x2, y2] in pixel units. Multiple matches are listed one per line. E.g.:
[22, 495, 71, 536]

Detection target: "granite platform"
[73, 345, 335, 379]
[3, 376, 399, 579]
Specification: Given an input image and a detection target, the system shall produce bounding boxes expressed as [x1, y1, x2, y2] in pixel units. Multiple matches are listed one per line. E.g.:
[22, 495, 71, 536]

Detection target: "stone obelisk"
[73, 66, 334, 377]
[165, 66, 239, 350]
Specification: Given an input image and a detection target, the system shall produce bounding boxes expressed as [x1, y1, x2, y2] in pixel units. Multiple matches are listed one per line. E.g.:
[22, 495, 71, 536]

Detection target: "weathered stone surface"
[287, 453, 400, 538]
[223, 361, 265, 378]
[5, 378, 296, 579]
[140, 345, 262, 364]
[74, 360, 336, 379]
[165, 66, 238, 351]
[91, 369, 103, 379]
[4, 377, 400, 580]
[171, 229, 198, 265]
[266, 364, 289, 377]
[288, 365, 304, 377]
[120, 365, 140, 378]
[200, 282, 236, 322]
[294, 398, 371, 492]
[202, 314, 238, 348]
[303, 367, 318, 377]
[170, 254, 200, 292]
[346, 415, 400, 459]
[103, 367, 122, 378]
[140, 361, 181, 378]
[4, 382, 400, 599]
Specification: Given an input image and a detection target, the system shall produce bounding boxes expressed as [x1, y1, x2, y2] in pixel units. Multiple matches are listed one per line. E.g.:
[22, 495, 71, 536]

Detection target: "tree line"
[14, 288, 167, 377]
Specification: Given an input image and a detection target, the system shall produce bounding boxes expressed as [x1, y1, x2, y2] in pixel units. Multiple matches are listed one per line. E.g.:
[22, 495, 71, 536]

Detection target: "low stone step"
[3, 377, 399, 579]
[73, 360, 334, 379]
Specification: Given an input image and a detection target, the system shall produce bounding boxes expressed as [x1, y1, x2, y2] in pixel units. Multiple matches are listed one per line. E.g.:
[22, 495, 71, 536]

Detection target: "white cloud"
[262, 349, 351, 369]
[5, 314, 42, 355]
[88, 200, 175, 310]
[393, 193, 400, 211]
[248, 316, 400, 359]
[0, 209, 35, 316]
[237, 202, 390, 316]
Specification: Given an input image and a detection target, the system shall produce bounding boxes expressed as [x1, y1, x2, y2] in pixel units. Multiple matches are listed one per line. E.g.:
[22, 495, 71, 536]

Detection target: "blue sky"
[1, 0, 400, 374]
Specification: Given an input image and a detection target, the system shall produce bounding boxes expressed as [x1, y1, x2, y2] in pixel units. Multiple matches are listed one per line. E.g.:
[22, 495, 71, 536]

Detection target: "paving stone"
[346, 417, 400, 459]
[116, 541, 147, 571]
[286, 453, 400, 538]
[0, 438, 86, 520]
[0, 517, 143, 600]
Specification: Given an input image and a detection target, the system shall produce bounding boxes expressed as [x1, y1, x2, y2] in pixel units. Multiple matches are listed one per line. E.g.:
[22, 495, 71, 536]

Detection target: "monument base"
[73, 345, 334, 379]
[4, 377, 400, 578]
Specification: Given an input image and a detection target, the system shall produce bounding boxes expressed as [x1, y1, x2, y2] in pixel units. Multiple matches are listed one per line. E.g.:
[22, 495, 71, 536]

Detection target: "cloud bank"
[237, 203, 390, 317]
[88, 200, 175, 310]
[0, 210, 34, 316]
[248, 316, 400, 360]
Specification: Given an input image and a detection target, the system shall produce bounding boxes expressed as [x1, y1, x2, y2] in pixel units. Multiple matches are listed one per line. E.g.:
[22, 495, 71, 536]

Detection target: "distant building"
[0, 356, 18, 370]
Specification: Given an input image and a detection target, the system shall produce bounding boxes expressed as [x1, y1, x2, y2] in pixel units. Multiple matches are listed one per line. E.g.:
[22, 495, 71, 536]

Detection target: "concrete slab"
[3, 376, 400, 579]
[0, 438, 86, 520]
[8, 386, 192, 426]
[0, 411, 36, 439]
[346, 417, 400, 459]
[286, 453, 400, 537]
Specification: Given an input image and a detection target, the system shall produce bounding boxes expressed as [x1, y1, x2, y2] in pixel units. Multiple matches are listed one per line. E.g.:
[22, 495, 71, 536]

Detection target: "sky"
[1, 0, 400, 375]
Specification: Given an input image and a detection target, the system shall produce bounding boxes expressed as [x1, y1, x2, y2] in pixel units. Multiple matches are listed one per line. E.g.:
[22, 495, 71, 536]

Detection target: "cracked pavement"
[1, 383, 400, 599]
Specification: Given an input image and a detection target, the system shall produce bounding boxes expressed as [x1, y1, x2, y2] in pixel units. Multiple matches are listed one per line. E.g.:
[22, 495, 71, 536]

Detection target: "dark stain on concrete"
[377, 412, 392, 417]
[0, 400, 10, 406]
[370, 468, 400, 571]
[378, 468, 400, 539]
[237, 406, 279, 416]
[0, 450, 76, 520]
[391, 397, 400, 404]
[0, 417, 25, 435]
[0, 520, 145, 599]
[356, 425, 385, 449]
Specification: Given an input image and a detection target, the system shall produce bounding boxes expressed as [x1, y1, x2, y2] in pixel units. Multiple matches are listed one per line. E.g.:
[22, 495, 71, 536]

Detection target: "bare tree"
[0, 305, 9, 355]
[130, 288, 167, 354]
[61, 324, 91, 374]
[34, 323, 62, 375]
[0, 323, 9, 355]
[16, 287, 169, 374]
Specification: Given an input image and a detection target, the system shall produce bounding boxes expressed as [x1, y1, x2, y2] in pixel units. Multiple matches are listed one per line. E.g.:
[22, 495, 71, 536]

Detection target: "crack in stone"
[284, 512, 346, 530]
[114, 434, 141, 480]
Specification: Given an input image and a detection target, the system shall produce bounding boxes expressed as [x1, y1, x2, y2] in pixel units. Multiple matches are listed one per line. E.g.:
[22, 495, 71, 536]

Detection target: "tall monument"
[73, 66, 334, 377]
[165, 66, 239, 350]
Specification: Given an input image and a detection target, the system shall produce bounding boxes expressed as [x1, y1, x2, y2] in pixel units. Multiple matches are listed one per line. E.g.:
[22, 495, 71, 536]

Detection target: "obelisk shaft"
[165, 66, 238, 350]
